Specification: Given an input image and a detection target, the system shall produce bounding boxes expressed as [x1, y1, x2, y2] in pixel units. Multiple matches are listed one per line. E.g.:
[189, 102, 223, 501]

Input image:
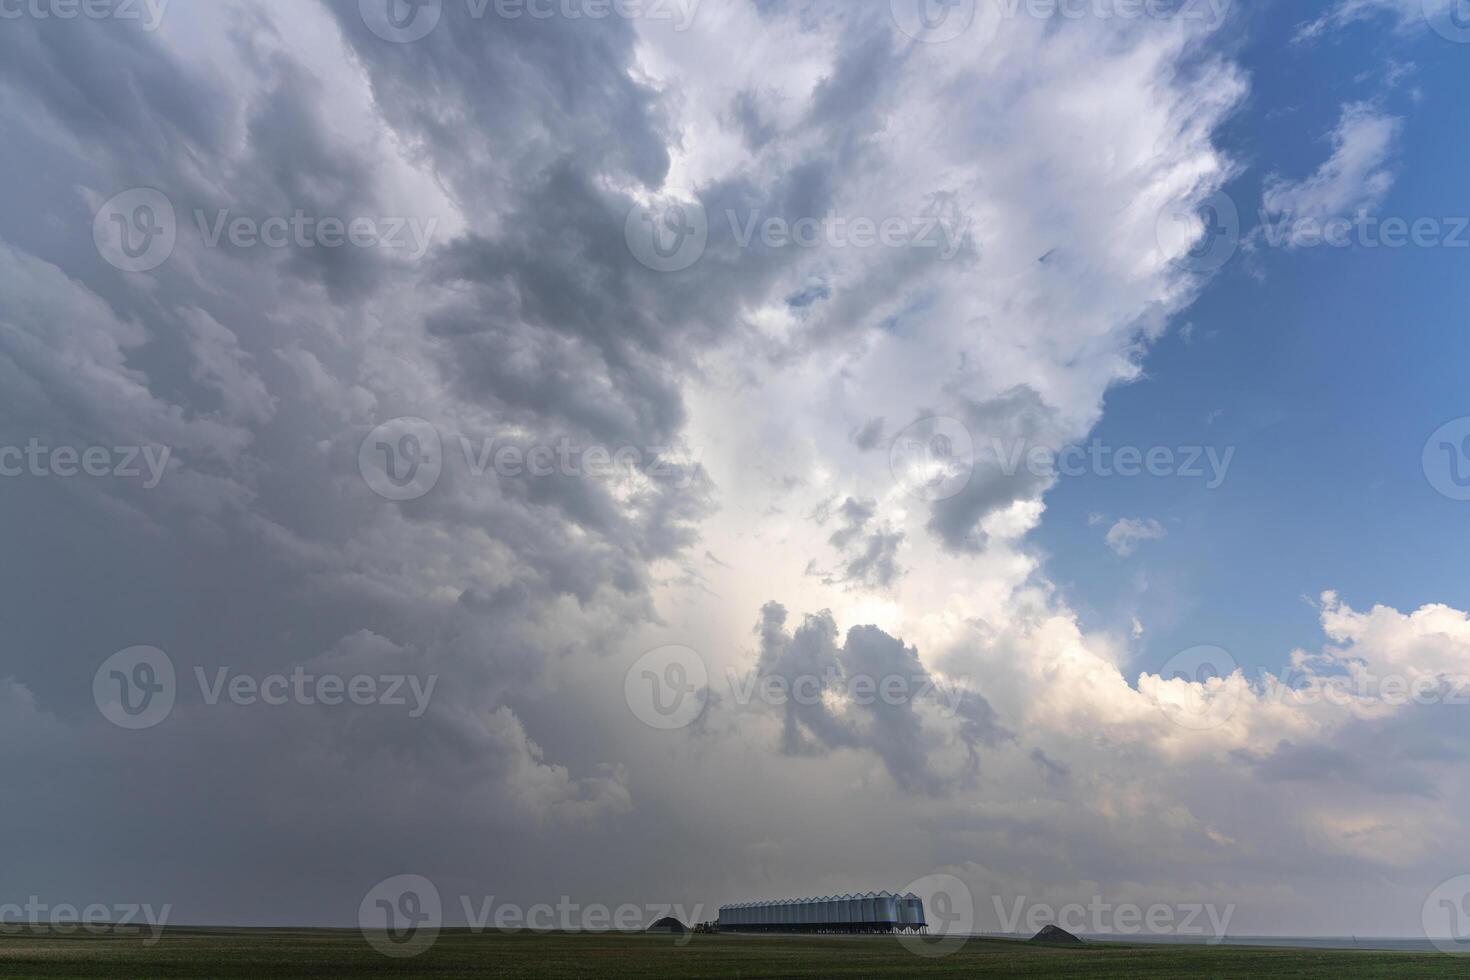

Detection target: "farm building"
[716, 892, 926, 934]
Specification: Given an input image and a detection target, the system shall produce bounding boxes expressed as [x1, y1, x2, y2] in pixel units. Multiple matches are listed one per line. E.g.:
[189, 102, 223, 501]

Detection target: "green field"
[0, 928, 1464, 978]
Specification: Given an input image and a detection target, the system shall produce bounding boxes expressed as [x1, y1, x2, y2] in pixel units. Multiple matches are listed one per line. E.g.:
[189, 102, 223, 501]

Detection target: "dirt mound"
[1029, 925, 1084, 944]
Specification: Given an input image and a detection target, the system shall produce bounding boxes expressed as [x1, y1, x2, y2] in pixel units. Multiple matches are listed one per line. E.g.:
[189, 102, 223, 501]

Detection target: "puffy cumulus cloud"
[644, 2, 1247, 571]
[1318, 590, 1470, 677]
[916, 593, 1470, 926]
[1262, 102, 1402, 225]
[988, 591, 1470, 769]
[4, 0, 1463, 940]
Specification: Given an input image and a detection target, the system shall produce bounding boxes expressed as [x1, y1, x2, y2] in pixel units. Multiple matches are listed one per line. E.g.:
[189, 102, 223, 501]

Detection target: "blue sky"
[1040, 2, 1470, 676]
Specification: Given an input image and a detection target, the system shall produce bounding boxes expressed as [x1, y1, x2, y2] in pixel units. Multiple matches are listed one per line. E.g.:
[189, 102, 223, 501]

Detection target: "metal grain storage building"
[717, 890, 926, 934]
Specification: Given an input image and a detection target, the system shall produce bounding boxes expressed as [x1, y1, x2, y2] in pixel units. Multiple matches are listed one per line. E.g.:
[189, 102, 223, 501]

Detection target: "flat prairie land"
[0, 928, 1464, 978]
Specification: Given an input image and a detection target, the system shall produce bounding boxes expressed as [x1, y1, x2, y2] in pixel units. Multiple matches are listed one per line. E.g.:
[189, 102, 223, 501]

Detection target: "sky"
[3, 0, 1470, 947]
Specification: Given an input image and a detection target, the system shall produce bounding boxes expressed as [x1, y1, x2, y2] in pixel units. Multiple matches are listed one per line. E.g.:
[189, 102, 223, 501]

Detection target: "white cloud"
[1263, 102, 1401, 223]
[1295, 0, 1457, 41]
[1106, 518, 1169, 556]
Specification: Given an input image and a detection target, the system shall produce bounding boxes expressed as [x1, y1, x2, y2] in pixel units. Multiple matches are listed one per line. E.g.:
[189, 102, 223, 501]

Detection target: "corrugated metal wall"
[716, 890, 925, 932]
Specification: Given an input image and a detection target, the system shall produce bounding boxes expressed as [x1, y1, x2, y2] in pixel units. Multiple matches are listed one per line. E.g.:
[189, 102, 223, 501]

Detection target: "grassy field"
[0, 928, 1464, 978]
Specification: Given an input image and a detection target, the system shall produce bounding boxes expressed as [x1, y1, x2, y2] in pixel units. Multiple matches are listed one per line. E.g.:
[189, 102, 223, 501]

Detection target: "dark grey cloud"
[1030, 747, 1071, 787]
[320, 0, 672, 197]
[752, 603, 1007, 795]
[851, 416, 886, 451]
[925, 385, 1059, 553]
[824, 497, 876, 549]
[839, 528, 905, 590]
[1234, 733, 1440, 799]
[0, 0, 724, 924]
[810, 496, 904, 589]
[728, 88, 778, 153]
